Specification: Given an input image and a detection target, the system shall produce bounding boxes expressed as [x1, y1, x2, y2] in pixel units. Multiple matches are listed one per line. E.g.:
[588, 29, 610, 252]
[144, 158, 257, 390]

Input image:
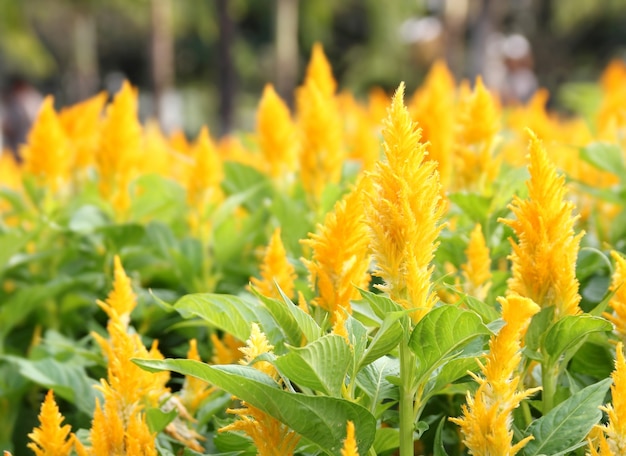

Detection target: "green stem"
[399, 338, 416, 456]
[542, 361, 558, 413]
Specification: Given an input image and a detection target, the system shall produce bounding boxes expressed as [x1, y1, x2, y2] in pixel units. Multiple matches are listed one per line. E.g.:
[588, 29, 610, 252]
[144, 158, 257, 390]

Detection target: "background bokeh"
[2, 0, 626, 142]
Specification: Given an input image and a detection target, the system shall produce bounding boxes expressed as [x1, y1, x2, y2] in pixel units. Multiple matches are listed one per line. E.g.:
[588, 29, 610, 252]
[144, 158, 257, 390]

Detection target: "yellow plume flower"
[22, 96, 71, 191]
[27, 390, 74, 456]
[239, 322, 276, 379]
[462, 224, 492, 301]
[186, 126, 223, 210]
[499, 130, 584, 318]
[340, 92, 380, 172]
[365, 82, 445, 323]
[302, 185, 371, 321]
[180, 339, 215, 415]
[588, 343, 626, 455]
[211, 332, 244, 365]
[59, 92, 106, 171]
[304, 43, 337, 98]
[257, 84, 297, 180]
[96, 81, 142, 215]
[605, 251, 626, 342]
[142, 120, 173, 176]
[250, 227, 297, 300]
[341, 421, 359, 456]
[331, 309, 350, 344]
[96, 255, 136, 327]
[451, 294, 541, 456]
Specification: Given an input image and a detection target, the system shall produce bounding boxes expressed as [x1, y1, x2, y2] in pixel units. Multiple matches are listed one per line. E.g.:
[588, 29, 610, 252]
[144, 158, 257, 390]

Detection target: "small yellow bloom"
[304, 43, 337, 98]
[27, 390, 74, 456]
[250, 227, 297, 300]
[186, 126, 223, 210]
[239, 323, 276, 379]
[211, 332, 245, 365]
[461, 224, 492, 301]
[341, 421, 359, 456]
[605, 251, 626, 342]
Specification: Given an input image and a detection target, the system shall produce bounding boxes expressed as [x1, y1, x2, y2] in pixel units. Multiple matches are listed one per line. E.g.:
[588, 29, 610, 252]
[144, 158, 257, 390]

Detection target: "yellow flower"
[180, 339, 215, 415]
[142, 120, 173, 177]
[250, 227, 297, 300]
[341, 421, 359, 456]
[588, 343, 626, 455]
[22, 96, 71, 191]
[304, 43, 336, 98]
[450, 295, 541, 456]
[339, 92, 380, 172]
[27, 390, 74, 456]
[499, 130, 584, 318]
[239, 323, 276, 379]
[461, 224, 492, 301]
[331, 309, 350, 344]
[211, 332, 245, 365]
[605, 251, 626, 342]
[96, 81, 142, 215]
[186, 126, 223, 210]
[96, 255, 136, 327]
[302, 185, 371, 321]
[365, 82, 445, 323]
[257, 84, 297, 180]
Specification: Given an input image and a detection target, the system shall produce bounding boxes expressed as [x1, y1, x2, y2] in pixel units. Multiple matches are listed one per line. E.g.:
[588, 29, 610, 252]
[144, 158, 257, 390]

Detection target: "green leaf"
[579, 142, 626, 181]
[360, 312, 404, 367]
[133, 359, 376, 455]
[462, 295, 500, 324]
[146, 407, 178, 433]
[373, 427, 399, 454]
[448, 192, 491, 223]
[0, 231, 27, 271]
[425, 356, 480, 398]
[67, 205, 109, 233]
[409, 305, 490, 384]
[522, 378, 611, 456]
[174, 293, 274, 343]
[543, 315, 612, 366]
[252, 290, 303, 347]
[433, 417, 450, 456]
[525, 306, 555, 352]
[356, 356, 399, 409]
[357, 288, 403, 320]
[275, 335, 351, 396]
[276, 286, 322, 344]
[222, 161, 272, 211]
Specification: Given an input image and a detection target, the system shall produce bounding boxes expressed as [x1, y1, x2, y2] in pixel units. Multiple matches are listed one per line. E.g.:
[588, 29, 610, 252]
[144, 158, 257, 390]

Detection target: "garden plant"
[3, 44, 626, 455]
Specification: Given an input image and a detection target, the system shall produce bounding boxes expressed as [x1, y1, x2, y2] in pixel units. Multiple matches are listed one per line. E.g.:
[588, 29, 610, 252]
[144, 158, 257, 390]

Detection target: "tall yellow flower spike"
[366, 82, 445, 323]
[27, 390, 74, 456]
[96, 81, 142, 215]
[186, 126, 223, 210]
[304, 42, 337, 98]
[340, 92, 380, 172]
[302, 185, 371, 321]
[588, 343, 626, 455]
[211, 332, 244, 365]
[499, 130, 584, 318]
[451, 294, 541, 456]
[341, 421, 359, 456]
[22, 96, 71, 191]
[239, 322, 276, 379]
[257, 84, 297, 181]
[250, 227, 297, 300]
[462, 224, 492, 301]
[96, 255, 136, 327]
[606, 251, 626, 342]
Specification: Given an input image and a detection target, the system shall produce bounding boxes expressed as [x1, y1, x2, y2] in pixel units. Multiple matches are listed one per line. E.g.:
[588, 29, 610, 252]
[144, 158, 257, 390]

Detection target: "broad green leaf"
[67, 205, 109, 233]
[222, 161, 272, 211]
[448, 192, 491, 223]
[525, 306, 555, 352]
[146, 407, 178, 433]
[433, 417, 450, 456]
[409, 305, 490, 383]
[543, 315, 612, 366]
[344, 314, 368, 367]
[276, 285, 322, 344]
[356, 356, 400, 407]
[134, 359, 377, 455]
[275, 335, 351, 396]
[174, 293, 274, 343]
[522, 378, 611, 456]
[0, 231, 27, 271]
[360, 312, 404, 367]
[579, 142, 626, 181]
[252, 290, 303, 347]
[357, 289, 403, 320]
[462, 295, 500, 324]
[425, 356, 480, 398]
[373, 427, 399, 454]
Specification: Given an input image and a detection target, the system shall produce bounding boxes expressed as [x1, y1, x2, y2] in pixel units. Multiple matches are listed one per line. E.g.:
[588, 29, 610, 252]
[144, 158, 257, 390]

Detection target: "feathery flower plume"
[587, 342, 626, 455]
[257, 84, 297, 180]
[462, 224, 492, 301]
[499, 130, 584, 318]
[302, 184, 370, 321]
[331, 309, 350, 344]
[211, 332, 244, 365]
[186, 126, 223, 209]
[451, 294, 541, 455]
[250, 227, 297, 300]
[304, 43, 337, 98]
[365, 82, 445, 323]
[22, 96, 71, 191]
[238, 322, 276, 379]
[180, 339, 215, 415]
[96, 81, 142, 215]
[605, 251, 626, 342]
[142, 120, 173, 177]
[59, 92, 106, 172]
[27, 390, 74, 456]
[341, 421, 359, 456]
[340, 93, 380, 172]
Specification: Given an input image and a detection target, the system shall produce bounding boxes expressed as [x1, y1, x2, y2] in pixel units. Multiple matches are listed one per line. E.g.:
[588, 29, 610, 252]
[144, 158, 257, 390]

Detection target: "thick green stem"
[399, 338, 416, 456]
[542, 361, 558, 413]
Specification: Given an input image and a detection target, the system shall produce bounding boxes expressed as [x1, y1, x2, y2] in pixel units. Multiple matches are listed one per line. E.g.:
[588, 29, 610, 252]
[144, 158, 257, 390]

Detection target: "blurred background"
[2, 0, 626, 146]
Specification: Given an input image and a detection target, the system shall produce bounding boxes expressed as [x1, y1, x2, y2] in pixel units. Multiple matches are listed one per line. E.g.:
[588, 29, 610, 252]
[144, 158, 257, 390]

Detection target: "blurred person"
[1, 76, 43, 161]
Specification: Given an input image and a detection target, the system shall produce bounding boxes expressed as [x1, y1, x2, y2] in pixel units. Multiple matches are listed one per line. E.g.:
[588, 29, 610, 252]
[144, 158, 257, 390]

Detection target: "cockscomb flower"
[605, 251, 626, 343]
[142, 120, 173, 177]
[304, 42, 336, 98]
[339, 92, 380, 172]
[27, 390, 74, 456]
[22, 96, 71, 191]
[302, 184, 371, 321]
[186, 126, 223, 210]
[257, 84, 297, 181]
[365, 82, 445, 323]
[96, 255, 136, 327]
[499, 130, 584, 318]
[96, 81, 142, 215]
[59, 91, 107, 172]
[211, 332, 244, 365]
[451, 294, 541, 455]
[341, 421, 359, 456]
[462, 224, 492, 301]
[239, 322, 277, 379]
[250, 227, 297, 300]
[588, 343, 626, 455]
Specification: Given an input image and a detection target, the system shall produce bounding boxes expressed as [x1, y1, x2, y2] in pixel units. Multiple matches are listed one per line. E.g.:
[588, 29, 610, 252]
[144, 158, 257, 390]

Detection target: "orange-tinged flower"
[365, 82, 445, 323]
[27, 390, 74, 456]
[331, 309, 350, 344]
[96, 81, 142, 215]
[59, 92, 107, 171]
[302, 185, 371, 321]
[451, 295, 541, 456]
[606, 251, 626, 343]
[142, 120, 173, 176]
[304, 43, 336, 98]
[499, 130, 584, 318]
[211, 332, 244, 365]
[462, 224, 492, 301]
[341, 421, 359, 456]
[186, 126, 223, 210]
[22, 96, 71, 191]
[257, 84, 297, 180]
[250, 227, 297, 300]
[97, 255, 136, 327]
